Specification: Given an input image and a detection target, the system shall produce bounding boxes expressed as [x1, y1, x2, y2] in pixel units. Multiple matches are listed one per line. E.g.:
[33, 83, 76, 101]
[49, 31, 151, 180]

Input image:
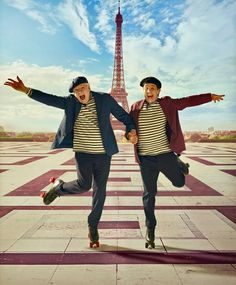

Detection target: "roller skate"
[40, 177, 63, 205]
[145, 227, 155, 249]
[88, 226, 100, 248]
[177, 156, 190, 175]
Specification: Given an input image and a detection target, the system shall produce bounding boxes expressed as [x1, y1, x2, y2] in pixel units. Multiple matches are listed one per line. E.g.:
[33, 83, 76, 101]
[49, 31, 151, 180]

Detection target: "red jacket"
[130, 93, 212, 163]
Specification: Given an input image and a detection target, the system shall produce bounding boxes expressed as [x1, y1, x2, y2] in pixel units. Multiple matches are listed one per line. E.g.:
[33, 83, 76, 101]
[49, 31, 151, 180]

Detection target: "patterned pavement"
[0, 142, 236, 284]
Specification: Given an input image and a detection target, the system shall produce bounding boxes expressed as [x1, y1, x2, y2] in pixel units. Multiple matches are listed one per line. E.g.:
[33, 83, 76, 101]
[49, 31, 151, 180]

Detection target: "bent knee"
[83, 185, 92, 191]
[77, 180, 92, 192]
[172, 178, 185, 188]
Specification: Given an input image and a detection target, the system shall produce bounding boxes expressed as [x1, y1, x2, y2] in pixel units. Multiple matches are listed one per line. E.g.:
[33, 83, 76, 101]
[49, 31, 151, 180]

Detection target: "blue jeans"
[56, 152, 111, 227]
[139, 152, 185, 229]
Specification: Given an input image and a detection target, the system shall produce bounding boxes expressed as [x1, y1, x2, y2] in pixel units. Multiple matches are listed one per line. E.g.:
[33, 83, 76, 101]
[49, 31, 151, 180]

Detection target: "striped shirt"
[138, 101, 171, 156]
[73, 96, 105, 153]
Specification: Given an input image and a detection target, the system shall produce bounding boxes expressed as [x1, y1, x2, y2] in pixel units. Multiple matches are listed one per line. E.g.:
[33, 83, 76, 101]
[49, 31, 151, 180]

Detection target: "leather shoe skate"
[177, 156, 190, 175]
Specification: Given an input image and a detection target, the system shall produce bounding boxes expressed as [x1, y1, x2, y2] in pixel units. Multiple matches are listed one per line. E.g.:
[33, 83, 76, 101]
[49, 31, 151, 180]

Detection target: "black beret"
[69, 76, 88, 92]
[140, 77, 162, 89]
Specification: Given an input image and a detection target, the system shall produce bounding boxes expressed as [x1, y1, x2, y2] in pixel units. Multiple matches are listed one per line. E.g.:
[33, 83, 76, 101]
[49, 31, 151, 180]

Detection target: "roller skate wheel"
[40, 192, 46, 198]
[145, 242, 155, 249]
[90, 241, 99, 248]
[150, 243, 155, 249]
[49, 177, 56, 183]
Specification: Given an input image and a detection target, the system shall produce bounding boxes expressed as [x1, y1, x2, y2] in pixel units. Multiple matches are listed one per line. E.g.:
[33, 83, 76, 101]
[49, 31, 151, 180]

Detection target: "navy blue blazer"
[29, 89, 135, 156]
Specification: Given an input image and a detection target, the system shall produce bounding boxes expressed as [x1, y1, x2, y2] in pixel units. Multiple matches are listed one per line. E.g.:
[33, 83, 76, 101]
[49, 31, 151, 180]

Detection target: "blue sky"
[0, 0, 235, 132]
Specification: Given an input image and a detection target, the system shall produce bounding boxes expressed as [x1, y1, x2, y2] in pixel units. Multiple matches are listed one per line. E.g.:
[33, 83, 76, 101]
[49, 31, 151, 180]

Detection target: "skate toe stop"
[49, 177, 56, 183]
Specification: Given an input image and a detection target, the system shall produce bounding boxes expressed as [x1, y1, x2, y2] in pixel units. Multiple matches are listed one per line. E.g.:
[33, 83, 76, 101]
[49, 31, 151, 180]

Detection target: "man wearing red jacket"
[129, 76, 224, 248]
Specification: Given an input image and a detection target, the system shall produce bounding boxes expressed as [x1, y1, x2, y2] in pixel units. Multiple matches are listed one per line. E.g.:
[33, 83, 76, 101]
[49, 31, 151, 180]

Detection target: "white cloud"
[175, 0, 236, 65]
[145, 18, 156, 29]
[0, 61, 109, 131]
[4, 0, 99, 52]
[139, 16, 156, 31]
[57, 0, 99, 52]
[117, 0, 236, 131]
[26, 10, 55, 33]
[4, 0, 33, 11]
[128, 6, 156, 31]
[91, 0, 235, 128]
[4, 0, 57, 34]
[145, 0, 156, 4]
[122, 0, 236, 96]
[94, 8, 112, 35]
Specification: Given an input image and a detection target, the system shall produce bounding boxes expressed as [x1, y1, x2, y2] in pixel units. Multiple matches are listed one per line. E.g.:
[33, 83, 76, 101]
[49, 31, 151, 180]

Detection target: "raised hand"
[4, 76, 29, 93]
[211, 94, 225, 103]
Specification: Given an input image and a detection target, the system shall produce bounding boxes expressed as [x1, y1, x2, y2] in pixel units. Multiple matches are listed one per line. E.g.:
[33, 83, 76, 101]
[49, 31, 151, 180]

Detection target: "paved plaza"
[0, 142, 236, 284]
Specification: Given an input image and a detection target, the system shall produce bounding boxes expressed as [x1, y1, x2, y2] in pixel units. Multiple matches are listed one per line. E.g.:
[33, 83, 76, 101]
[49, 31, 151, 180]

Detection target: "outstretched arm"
[170, 93, 225, 110]
[4, 76, 30, 94]
[4, 76, 67, 109]
[211, 94, 225, 103]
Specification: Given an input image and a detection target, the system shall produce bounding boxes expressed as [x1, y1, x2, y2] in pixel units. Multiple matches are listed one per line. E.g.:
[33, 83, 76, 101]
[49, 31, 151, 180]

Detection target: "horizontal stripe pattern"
[73, 97, 105, 153]
[138, 101, 171, 155]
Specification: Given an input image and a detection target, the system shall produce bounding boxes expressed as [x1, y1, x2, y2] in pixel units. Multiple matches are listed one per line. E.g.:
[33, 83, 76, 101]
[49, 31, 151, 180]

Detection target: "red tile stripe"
[48, 150, 66, 154]
[185, 175, 222, 196]
[220, 170, 236, 177]
[1, 206, 235, 223]
[188, 156, 236, 166]
[98, 221, 139, 229]
[0, 156, 47, 165]
[0, 252, 235, 265]
[217, 208, 236, 224]
[5, 170, 66, 196]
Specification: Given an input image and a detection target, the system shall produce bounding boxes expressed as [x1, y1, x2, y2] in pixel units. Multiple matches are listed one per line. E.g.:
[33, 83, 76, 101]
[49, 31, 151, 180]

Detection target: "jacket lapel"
[74, 98, 82, 119]
[93, 92, 103, 124]
[134, 99, 145, 121]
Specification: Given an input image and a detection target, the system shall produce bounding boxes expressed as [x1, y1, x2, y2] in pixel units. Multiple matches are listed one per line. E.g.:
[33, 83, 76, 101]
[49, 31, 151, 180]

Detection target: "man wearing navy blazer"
[5, 75, 138, 246]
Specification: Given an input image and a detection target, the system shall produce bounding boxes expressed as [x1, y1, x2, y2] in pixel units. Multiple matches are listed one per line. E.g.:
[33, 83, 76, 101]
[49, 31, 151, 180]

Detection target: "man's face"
[143, 83, 160, 103]
[73, 83, 91, 104]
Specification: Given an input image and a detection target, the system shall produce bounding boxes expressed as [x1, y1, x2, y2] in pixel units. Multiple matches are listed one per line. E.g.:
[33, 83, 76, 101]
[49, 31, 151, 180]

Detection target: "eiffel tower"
[110, 0, 129, 131]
